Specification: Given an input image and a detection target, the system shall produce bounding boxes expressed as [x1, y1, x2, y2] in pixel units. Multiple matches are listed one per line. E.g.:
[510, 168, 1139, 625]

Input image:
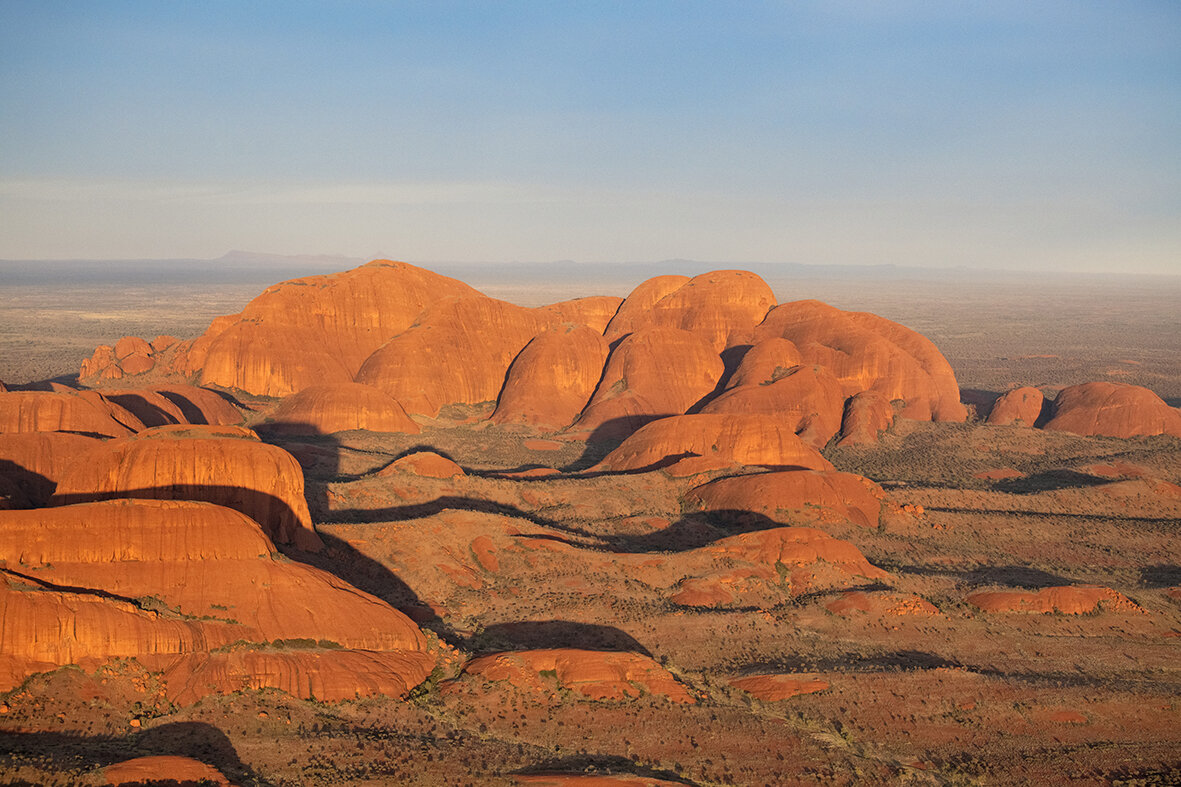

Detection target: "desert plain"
[0, 258, 1179, 786]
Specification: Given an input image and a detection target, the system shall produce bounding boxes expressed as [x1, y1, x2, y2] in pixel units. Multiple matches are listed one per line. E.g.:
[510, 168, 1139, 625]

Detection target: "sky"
[1, 1, 1178, 274]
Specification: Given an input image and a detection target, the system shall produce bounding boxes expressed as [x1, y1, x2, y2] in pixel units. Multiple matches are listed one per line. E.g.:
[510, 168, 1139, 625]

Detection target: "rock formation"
[379, 451, 465, 479]
[718, 337, 803, 390]
[152, 385, 243, 425]
[0, 431, 102, 506]
[455, 648, 693, 703]
[491, 325, 611, 430]
[595, 413, 834, 475]
[100, 755, 232, 786]
[0, 499, 434, 701]
[835, 390, 895, 446]
[604, 271, 776, 352]
[539, 295, 624, 333]
[570, 327, 724, 439]
[753, 300, 966, 422]
[967, 585, 1143, 615]
[987, 386, 1045, 427]
[700, 364, 845, 448]
[50, 424, 321, 551]
[263, 382, 420, 435]
[730, 673, 829, 701]
[1042, 382, 1181, 438]
[0, 390, 136, 438]
[177, 260, 481, 397]
[356, 295, 556, 416]
[685, 469, 887, 528]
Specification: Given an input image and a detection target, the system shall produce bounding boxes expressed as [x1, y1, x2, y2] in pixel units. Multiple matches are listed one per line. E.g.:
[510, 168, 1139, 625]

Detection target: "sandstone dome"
[50, 424, 321, 551]
[835, 389, 895, 446]
[699, 364, 846, 448]
[1042, 382, 1181, 438]
[491, 324, 611, 429]
[263, 382, 420, 435]
[685, 469, 887, 529]
[987, 386, 1045, 427]
[0, 390, 136, 438]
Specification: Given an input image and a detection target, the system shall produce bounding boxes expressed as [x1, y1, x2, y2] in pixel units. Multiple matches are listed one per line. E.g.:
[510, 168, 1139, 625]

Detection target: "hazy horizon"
[2, 2, 1179, 275]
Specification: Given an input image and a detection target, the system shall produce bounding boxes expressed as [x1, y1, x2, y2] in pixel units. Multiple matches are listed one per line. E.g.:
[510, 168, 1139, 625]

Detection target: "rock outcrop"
[177, 260, 481, 397]
[1042, 382, 1181, 438]
[604, 271, 776, 352]
[263, 382, 420, 435]
[967, 585, 1143, 615]
[570, 327, 724, 439]
[987, 386, 1045, 427]
[491, 325, 611, 430]
[595, 414, 834, 475]
[0, 499, 434, 698]
[356, 295, 556, 416]
[0, 431, 102, 506]
[101, 756, 232, 786]
[685, 470, 887, 528]
[0, 391, 136, 438]
[731, 673, 829, 701]
[700, 364, 845, 448]
[835, 390, 895, 446]
[50, 424, 321, 551]
[538, 296, 624, 334]
[753, 300, 966, 422]
[455, 648, 693, 703]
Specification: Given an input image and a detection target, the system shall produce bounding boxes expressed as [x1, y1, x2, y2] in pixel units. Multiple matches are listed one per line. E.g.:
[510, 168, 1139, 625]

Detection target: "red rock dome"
[264, 382, 420, 434]
[491, 324, 611, 429]
[1043, 382, 1181, 438]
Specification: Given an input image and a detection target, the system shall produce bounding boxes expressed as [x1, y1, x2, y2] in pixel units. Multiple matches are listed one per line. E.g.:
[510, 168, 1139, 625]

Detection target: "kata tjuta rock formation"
[595, 413, 834, 476]
[357, 295, 559, 417]
[78, 334, 180, 381]
[76, 260, 975, 450]
[1042, 382, 1181, 438]
[0, 498, 434, 700]
[262, 382, 420, 435]
[0, 390, 136, 438]
[685, 469, 888, 529]
[50, 424, 322, 551]
[490, 324, 611, 429]
[178, 260, 482, 397]
[987, 386, 1045, 427]
[569, 327, 724, 438]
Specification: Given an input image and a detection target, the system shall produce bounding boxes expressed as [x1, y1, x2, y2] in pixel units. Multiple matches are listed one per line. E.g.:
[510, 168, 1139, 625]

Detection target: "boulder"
[0, 391, 135, 438]
[836, 390, 894, 446]
[356, 295, 556, 416]
[753, 300, 966, 422]
[595, 413, 834, 474]
[185, 260, 481, 397]
[491, 325, 611, 429]
[569, 327, 724, 439]
[1042, 382, 1181, 438]
[685, 470, 887, 528]
[264, 382, 420, 435]
[987, 386, 1045, 427]
[50, 424, 321, 551]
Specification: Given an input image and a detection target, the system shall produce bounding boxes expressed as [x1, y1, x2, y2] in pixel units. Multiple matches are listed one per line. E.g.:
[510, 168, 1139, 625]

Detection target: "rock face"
[685, 470, 887, 528]
[0, 391, 135, 438]
[50, 424, 321, 551]
[179, 260, 481, 397]
[720, 337, 804, 390]
[1042, 382, 1181, 438]
[700, 364, 846, 448]
[0, 499, 434, 698]
[0, 432, 103, 507]
[264, 383, 420, 435]
[457, 648, 693, 703]
[605, 271, 776, 352]
[753, 300, 966, 422]
[836, 390, 895, 446]
[538, 296, 624, 334]
[967, 585, 1142, 615]
[595, 414, 834, 475]
[356, 295, 556, 417]
[988, 386, 1045, 427]
[491, 325, 611, 430]
[570, 328, 724, 439]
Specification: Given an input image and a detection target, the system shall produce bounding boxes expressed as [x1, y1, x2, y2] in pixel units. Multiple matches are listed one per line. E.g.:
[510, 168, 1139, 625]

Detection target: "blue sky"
[1, 1, 1178, 273]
